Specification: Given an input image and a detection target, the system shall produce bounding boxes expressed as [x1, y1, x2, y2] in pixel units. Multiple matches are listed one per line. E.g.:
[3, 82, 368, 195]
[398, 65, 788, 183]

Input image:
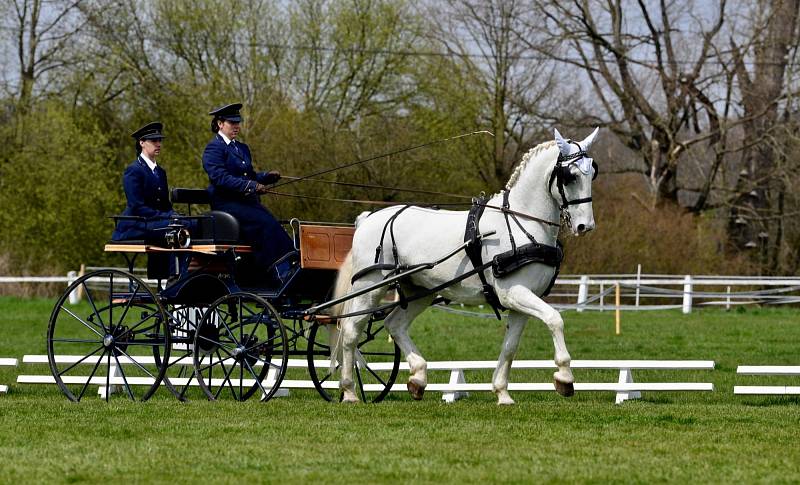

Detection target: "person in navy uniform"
[112, 122, 177, 241]
[202, 103, 294, 281]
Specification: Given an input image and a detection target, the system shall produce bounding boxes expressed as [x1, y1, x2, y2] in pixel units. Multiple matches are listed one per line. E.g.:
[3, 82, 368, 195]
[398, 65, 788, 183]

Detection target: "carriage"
[47, 128, 600, 405]
[47, 186, 401, 403]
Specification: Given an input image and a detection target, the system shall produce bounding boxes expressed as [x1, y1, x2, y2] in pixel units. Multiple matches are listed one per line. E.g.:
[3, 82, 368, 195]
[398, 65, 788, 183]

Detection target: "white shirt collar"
[140, 153, 157, 172]
[219, 132, 233, 145]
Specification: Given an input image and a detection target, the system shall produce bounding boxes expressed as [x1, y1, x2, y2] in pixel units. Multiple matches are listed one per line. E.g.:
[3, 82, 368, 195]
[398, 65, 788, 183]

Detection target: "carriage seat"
[170, 188, 239, 244]
[171, 187, 210, 205]
[194, 211, 239, 244]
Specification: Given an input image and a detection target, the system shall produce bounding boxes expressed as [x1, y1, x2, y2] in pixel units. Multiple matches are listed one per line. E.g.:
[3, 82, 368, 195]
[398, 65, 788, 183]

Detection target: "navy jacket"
[202, 134, 293, 271]
[111, 157, 174, 241]
[202, 135, 279, 206]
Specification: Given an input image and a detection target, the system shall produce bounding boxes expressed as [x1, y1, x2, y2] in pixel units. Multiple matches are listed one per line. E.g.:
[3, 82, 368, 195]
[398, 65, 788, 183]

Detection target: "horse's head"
[550, 128, 600, 236]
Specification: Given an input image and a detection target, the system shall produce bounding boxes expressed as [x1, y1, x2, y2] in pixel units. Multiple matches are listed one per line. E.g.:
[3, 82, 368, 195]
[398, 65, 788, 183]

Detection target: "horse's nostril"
[577, 224, 586, 232]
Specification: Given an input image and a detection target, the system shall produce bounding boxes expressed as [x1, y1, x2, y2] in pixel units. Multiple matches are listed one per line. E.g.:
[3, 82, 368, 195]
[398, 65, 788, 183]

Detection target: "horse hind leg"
[382, 295, 433, 400]
[339, 292, 384, 403]
[492, 311, 528, 405]
[503, 285, 574, 398]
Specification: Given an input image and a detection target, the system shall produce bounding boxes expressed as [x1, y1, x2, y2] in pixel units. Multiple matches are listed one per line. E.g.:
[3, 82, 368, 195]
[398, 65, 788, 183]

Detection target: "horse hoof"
[407, 379, 425, 400]
[554, 379, 575, 397]
[341, 391, 359, 403]
[497, 396, 515, 406]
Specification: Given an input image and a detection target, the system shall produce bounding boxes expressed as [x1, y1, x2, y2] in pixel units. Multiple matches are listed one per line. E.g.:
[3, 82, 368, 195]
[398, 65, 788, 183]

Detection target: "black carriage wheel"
[47, 269, 170, 402]
[307, 320, 401, 403]
[154, 304, 209, 402]
[192, 292, 288, 402]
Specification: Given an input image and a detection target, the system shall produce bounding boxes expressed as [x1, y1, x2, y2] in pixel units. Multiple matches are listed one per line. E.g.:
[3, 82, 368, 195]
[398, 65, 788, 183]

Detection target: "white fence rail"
[0, 358, 18, 394]
[16, 355, 714, 404]
[551, 274, 800, 313]
[734, 366, 800, 395]
[4, 270, 800, 313]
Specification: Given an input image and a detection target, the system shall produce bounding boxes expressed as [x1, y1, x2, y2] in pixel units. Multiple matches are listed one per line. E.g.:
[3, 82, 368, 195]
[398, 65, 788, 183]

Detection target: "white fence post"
[577, 275, 589, 312]
[682, 275, 693, 314]
[615, 368, 641, 404]
[67, 271, 79, 305]
[442, 369, 469, 403]
[599, 283, 605, 312]
[635, 264, 642, 308]
[726, 286, 731, 311]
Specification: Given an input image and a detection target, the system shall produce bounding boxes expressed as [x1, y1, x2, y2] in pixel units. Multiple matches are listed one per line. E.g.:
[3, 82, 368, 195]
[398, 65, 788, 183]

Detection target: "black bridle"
[548, 140, 599, 211]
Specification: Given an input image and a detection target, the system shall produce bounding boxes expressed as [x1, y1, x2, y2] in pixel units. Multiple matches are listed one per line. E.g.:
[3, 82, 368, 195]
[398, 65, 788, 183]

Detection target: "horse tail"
[328, 250, 354, 374]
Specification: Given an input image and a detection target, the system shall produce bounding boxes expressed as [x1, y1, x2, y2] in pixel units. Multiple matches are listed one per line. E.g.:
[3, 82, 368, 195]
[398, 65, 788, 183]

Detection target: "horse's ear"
[579, 127, 600, 151]
[554, 128, 570, 156]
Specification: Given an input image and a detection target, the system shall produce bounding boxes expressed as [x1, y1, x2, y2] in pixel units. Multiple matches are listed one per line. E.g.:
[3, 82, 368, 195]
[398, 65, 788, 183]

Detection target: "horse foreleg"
[492, 311, 528, 405]
[339, 313, 369, 403]
[383, 296, 432, 400]
[503, 285, 574, 397]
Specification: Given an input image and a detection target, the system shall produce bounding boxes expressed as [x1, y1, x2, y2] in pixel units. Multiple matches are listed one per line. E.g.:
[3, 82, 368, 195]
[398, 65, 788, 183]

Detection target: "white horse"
[332, 128, 599, 404]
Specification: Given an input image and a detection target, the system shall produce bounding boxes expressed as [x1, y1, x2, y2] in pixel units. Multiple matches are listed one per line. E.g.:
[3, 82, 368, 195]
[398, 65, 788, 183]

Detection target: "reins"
[272, 130, 494, 190]
[267, 133, 598, 230]
[266, 189, 562, 227]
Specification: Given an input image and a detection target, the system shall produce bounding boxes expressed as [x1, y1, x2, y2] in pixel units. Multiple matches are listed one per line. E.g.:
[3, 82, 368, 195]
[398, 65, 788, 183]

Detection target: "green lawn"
[1, 296, 799, 483]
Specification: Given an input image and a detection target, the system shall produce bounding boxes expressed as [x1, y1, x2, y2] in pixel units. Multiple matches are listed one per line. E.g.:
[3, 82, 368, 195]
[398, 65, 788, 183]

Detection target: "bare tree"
[427, 0, 561, 185]
[728, 0, 800, 271]
[530, 0, 730, 207]
[1, 0, 84, 114]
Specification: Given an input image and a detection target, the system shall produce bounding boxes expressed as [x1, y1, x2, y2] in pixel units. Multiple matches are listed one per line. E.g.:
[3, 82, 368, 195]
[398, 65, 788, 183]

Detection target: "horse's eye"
[560, 165, 577, 184]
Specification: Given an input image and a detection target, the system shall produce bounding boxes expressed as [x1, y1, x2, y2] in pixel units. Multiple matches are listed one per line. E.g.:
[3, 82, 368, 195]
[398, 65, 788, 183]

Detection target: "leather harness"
[464, 192, 563, 319]
[350, 140, 595, 320]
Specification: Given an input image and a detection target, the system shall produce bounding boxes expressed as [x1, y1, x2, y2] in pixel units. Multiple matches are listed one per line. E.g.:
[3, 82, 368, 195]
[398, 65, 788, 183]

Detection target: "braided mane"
[504, 140, 556, 190]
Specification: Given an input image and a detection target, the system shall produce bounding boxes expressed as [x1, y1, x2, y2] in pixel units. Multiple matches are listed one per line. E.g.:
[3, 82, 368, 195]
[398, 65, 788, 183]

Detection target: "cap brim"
[222, 115, 242, 122]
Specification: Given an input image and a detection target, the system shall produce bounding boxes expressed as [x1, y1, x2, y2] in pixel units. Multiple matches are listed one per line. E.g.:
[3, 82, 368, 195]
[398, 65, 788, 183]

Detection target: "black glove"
[262, 170, 281, 185]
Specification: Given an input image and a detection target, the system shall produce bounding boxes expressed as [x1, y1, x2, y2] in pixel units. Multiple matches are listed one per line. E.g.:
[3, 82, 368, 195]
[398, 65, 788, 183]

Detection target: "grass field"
[1, 296, 799, 483]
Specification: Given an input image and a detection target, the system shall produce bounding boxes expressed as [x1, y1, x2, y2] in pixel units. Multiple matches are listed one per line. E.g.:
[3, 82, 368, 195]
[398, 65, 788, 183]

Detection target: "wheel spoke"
[355, 364, 366, 402]
[108, 273, 114, 331]
[78, 349, 107, 401]
[56, 345, 105, 377]
[362, 363, 388, 386]
[214, 308, 239, 344]
[318, 370, 334, 384]
[113, 352, 135, 400]
[248, 353, 283, 371]
[238, 358, 244, 399]
[114, 340, 169, 346]
[118, 311, 161, 339]
[245, 314, 266, 344]
[115, 347, 157, 380]
[194, 336, 235, 360]
[104, 351, 112, 402]
[177, 364, 193, 400]
[50, 338, 103, 344]
[114, 283, 141, 329]
[196, 342, 234, 370]
[243, 330, 281, 353]
[82, 281, 107, 333]
[60, 307, 104, 338]
[244, 358, 269, 399]
[238, 299, 244, 342]
[213, 350, 237, 400]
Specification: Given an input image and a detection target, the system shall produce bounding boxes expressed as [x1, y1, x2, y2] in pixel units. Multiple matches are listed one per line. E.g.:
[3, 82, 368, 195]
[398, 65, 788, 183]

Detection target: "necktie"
[231, 141, 240, 154]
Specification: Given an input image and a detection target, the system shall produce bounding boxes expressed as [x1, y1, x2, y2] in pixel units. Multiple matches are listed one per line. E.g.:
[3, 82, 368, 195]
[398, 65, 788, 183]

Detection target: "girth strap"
[464, 196, 505, 319]
[492, 241, 563, 278]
